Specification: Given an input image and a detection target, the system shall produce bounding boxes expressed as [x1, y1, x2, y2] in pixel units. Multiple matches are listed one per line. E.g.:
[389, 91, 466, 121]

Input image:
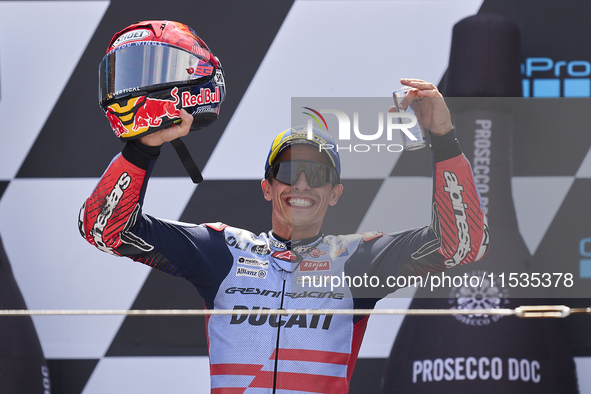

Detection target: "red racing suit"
[79, 131, 488, 393]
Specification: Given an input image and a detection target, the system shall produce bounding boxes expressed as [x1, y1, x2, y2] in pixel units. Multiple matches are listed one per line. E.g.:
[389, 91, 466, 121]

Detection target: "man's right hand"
[138, 109, 193, 146]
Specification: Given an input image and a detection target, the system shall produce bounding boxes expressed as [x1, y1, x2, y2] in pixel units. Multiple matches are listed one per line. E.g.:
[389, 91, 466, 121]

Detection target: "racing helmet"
[99, 20, 226, 140]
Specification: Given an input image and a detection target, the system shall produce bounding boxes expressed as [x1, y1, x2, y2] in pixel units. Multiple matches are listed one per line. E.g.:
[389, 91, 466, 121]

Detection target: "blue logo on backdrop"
[522, 58, 591, 97]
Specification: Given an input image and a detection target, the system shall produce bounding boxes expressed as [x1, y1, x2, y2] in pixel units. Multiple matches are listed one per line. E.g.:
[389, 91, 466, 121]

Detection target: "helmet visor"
[99, 42, 214, 104]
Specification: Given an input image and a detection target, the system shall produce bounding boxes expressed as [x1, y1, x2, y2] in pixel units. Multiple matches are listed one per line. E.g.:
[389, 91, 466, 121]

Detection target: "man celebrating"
[82, 16, 487, 394]
[81, 79, 488, 393]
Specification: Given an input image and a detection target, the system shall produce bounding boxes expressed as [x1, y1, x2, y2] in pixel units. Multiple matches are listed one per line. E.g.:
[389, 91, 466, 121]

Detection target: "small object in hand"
[391, 87, 427, 151]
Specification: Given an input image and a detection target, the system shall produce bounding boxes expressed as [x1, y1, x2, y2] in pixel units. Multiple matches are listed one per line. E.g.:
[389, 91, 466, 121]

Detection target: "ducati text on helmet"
[98, 20, 226, 140]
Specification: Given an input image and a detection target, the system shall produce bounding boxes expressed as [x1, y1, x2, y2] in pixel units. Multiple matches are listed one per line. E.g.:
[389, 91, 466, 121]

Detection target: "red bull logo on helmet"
[105, 96, 144, 138]
[105, 88, 180, 139]
[181, 87, 221, 107]
[105, 107, 129, 138]
[105, 86, 221, 140]
[133, 87, 180, 131]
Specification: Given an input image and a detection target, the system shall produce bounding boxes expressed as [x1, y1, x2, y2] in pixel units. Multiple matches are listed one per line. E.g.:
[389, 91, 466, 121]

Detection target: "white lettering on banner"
[474, 119, 491, 214]
[42, 365, 51, 394]
[443, 171, 472, 268]
[412, 357, 539, 383]
[91, 173, 132, 254]
[508, 358, 541, 383]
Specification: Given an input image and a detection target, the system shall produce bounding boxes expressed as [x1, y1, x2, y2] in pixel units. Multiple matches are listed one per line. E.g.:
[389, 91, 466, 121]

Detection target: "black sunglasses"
[268, 160, 339, 188]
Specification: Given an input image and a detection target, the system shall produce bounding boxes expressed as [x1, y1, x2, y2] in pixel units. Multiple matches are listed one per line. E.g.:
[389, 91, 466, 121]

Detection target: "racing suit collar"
[270, 231, 324, 251]
[269, 231, 324, 273]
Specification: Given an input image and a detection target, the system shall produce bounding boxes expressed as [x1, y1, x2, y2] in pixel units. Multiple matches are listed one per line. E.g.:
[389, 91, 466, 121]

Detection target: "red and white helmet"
[99, 20, 226, 140]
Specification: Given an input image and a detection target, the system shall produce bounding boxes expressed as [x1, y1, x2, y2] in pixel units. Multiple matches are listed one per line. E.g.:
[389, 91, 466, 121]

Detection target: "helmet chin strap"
[170, 138, 203, 183]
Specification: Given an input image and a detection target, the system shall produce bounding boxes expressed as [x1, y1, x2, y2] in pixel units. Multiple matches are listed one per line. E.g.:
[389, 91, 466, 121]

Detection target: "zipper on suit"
[272, 272, 287, 393]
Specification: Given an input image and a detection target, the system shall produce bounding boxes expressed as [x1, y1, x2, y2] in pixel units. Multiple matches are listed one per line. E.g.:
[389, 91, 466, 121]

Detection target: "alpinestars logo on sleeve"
[90, 172, 131, 254]
[443, 171, 472, 268]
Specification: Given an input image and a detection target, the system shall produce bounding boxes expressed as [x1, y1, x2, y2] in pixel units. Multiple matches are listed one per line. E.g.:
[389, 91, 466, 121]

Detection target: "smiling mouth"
[288, 197, 314, 207]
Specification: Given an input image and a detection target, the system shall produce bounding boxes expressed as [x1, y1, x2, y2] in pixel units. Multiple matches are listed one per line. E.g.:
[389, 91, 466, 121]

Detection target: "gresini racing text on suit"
[79, 131, 489, 393]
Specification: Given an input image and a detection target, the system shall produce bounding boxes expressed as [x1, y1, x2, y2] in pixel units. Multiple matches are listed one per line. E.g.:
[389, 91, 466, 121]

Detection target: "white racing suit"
[79, 131, 488, 393]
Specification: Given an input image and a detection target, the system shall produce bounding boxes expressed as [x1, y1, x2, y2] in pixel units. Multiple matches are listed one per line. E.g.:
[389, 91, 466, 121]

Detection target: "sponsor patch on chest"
[299, 260, 330, 272]
[236, 266, 267, 279]
[237, 257, 269, 269]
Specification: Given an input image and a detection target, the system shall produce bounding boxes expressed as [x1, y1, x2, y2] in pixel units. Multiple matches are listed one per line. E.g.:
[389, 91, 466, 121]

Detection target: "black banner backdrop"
[0, 234, 50, 393]
[384, 3, 591, 392]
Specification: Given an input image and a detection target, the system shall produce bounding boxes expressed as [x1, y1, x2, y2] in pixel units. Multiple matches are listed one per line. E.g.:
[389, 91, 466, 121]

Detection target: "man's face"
[262, 144, 343, 240]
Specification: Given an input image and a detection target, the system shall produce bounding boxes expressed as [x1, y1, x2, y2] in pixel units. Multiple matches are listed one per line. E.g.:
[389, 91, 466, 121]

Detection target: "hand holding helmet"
[98, 20, 226, 183]
[138, 108, 193, 147]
